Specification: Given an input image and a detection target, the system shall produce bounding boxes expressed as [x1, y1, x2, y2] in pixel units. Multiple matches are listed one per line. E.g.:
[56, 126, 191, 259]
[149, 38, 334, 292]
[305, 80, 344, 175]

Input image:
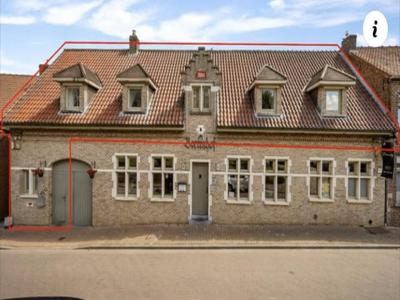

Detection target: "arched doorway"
[52, 159, 92, 226]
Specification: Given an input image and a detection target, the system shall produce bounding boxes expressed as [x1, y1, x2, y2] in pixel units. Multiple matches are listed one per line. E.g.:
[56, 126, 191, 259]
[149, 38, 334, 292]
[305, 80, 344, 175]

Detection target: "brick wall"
[10, 130, 385, 226]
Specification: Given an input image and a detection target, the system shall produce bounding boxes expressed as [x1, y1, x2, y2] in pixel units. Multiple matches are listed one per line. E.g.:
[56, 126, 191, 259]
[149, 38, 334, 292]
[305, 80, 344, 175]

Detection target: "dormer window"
[248, 65, 287, 117]
[305, 65, 356, 117]
[53, 63, 102, 114]
[117, 64, 156, 114]
[66, 87, 81, 111]
[129, 87, 142, 109]
[192, 85, 211, 112]
[325, 90, 341, 114]
[261, 88, 277, 113]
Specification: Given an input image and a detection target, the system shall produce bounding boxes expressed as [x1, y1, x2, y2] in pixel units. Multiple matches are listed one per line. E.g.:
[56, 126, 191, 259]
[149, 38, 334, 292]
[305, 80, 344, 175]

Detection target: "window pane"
[128, 156, 137, 169]
[228, 175, 237, 199]
[240, 159, 249, 172]
[360, 178, 369, 198]
[310, 177, 319, 196]
[348, 162, 356, 175]
[265, 176, 275, 199]
[164, 173, 173, 197]
[153, 157, 162, 169]
[326, 90, 340, 112]
[322, 161, 330, 174]
[277, 160, 286, 173]
[261, 89, 275, 110]
[153, 173, 162, 196]
[228, 159, 237, 172]
[310, 161, 319, 174]
[164, 157, 173, 170]
[128, 173, 137, 196]
[117, 156, 125, 169]
[203, 86, 210, 109]
[129, 88, 142, 108]
[265, 160, 274, 173]
[239, 175, 249, 200]
[277, 176, 286, 200]
[193, 86, 200, 109]
[33, 175, 38, 194]
[67, 87, 80, 108]
[322, 177, 331, 198]
[117, 172, 125, 196]
[348, 178, 357, 198]
[360, 162, 369, 175]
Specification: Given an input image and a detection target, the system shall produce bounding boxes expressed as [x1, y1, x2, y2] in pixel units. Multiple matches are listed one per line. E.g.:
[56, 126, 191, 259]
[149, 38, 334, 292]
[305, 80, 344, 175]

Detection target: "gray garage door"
[52, 160, 92, 226]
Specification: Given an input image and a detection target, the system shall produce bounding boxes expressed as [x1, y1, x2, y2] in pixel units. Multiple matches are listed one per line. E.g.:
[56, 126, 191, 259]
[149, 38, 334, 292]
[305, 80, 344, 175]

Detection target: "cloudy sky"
[0, 0, 399, 74]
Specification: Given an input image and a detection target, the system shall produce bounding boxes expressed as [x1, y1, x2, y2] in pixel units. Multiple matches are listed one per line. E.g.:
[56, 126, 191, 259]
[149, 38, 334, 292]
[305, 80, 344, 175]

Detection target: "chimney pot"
[129, 30, 139, 54]
[341, 33, 357, 52]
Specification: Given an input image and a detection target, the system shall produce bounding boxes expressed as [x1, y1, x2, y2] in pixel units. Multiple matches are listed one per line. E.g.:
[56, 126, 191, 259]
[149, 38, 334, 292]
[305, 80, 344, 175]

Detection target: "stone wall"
[10, 130, 386, 226]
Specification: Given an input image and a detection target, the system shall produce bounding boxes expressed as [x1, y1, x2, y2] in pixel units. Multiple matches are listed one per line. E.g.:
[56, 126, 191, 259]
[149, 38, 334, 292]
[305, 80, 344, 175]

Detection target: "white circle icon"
[363, 10, 388, 47]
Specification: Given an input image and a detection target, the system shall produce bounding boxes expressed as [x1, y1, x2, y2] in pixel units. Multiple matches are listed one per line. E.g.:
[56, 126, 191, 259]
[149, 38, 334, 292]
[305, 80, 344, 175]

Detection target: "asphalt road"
[0, 249, 399, 300]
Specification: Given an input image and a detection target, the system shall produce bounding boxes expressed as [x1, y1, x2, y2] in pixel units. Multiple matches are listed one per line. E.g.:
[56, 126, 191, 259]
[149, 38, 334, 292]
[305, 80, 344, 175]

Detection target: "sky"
[0, 0, 399, 74]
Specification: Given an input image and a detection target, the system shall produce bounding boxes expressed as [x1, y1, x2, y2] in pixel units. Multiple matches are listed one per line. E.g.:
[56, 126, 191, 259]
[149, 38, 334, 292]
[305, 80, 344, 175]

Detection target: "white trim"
[112, 153, 139, 201]
[18, 168, 38, 197]
[190, 83, 213, 112]
[189, 159, 212, 222]
[305, 80, 356, 92]
[307, 157, 336, 202]
[117, 78, 157, 91]
[149, 154, 176, 202]
[345, 158, 374, 203]
[247, 80, 287, 92]
[225, 156, 252, 203]
[262, 156, 291, 204]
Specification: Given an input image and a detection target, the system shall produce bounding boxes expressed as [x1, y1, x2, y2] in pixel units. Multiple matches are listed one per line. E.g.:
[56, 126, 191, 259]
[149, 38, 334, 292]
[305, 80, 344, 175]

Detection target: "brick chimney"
[129, 30, 139, 54]
[341, 32, 357, 52]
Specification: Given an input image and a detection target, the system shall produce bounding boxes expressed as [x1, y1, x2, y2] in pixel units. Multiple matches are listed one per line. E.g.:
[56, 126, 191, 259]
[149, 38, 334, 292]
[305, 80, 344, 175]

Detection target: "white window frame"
[263, 156, 291, 205]
[260, 87, 277, 114]
[225, 156, 253, 204]
[128, 85, 143, 111]
[307, 158, 336, 202]
[346, 159, 374, 204]
[325, 89, 341, 114]
[65, 86, 81, 111]
[191, 84, 212, 112]
[20, 168, 38, 198]
[149, 154, 176, 202]
[112, 153, 139, 201]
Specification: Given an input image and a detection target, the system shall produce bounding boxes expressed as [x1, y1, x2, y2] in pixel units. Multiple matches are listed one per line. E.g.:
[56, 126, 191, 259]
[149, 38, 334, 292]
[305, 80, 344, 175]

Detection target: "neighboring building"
[342, 34, 400, 226]
[0, 73, 34, 222]
[3, 32, 397, 227]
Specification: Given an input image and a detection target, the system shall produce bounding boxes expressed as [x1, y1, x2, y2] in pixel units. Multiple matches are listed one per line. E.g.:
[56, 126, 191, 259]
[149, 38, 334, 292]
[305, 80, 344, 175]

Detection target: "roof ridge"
[0, 73, 34, 77]
[63, 48, 338, 53]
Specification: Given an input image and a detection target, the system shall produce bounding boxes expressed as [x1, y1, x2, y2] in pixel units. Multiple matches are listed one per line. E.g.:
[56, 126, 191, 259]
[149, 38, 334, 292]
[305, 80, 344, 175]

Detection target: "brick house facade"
[3, 32, 396, 227]
[342, 34, 400, 226]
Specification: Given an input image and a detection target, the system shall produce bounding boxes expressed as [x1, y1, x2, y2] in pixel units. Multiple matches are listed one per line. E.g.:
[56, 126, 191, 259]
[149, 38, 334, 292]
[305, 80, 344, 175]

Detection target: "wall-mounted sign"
[196, 70, 207, 79]
[178, 182, 187, 192]
[185, 136, 216, 151]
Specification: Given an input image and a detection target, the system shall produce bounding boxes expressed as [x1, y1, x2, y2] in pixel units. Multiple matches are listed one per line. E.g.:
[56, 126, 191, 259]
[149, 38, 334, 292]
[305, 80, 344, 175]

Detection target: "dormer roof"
[305, 64, 356, 92]
[116, 63, 157, 90]
[53, 63, 102, 89]
[248, 65, 287, 91]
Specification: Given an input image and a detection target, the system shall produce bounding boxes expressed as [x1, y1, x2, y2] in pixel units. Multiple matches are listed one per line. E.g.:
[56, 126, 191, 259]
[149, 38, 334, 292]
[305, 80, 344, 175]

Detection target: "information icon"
[363, 10, 388, 47]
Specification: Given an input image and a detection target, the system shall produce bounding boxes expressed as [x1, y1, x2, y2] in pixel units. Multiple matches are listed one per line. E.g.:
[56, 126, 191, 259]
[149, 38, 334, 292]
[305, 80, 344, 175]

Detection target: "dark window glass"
[117, 172, 125, 196]
[310, 177, 319, 196]
[239, 175, 249, 199]
[67, 87, 80, 109]
[228, 175, 237, 199]
[164, 173, 173, 197]
[360, 162, 368, 175]
[310, 161, 319, 173]
[277, 160, 286, 173]
[203, 86, 210, 109]
[265, 160, 274, 173]
[322, 161, 330, 173]
[117, 156, 125, 169]
[153, 157, 162, 169]
[265, 176, 274, 199]
[165, 157, 173, 170]
[128, 173, 137, 196]
[348, 162, 356, 175]
[153, 173, 162, 196]
[277, 176, 286, 200]
[240, 159, 249, 172]
[228, 159, 237, 172]
[129, 88, 142, 108]
[261, 89, 275, 110]
[193, 86, 200, 109]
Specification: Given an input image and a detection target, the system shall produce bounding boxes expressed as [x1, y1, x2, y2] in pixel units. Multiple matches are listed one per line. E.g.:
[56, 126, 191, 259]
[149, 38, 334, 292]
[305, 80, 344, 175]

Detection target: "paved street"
[1, 248, 399, 300]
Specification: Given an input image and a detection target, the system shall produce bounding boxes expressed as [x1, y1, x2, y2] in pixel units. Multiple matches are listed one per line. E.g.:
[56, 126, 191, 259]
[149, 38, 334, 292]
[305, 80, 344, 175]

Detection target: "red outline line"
[4, 39, 399, 231]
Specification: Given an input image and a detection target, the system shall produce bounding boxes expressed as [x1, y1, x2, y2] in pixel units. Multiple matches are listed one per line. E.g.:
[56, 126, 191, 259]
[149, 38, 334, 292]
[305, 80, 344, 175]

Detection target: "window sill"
[347, 199, 372, 204]
[113, 196, 138, 201]
[263, 201, 289, 206]
[309, 198, 334, 203]
[123, 110, 146, 114]
[20, 194, 39, 199]
[150, 198, 175, 203]
[190, 110, 211, 115]
[256, 112, 281, 118]
[226, 200, 251, 205]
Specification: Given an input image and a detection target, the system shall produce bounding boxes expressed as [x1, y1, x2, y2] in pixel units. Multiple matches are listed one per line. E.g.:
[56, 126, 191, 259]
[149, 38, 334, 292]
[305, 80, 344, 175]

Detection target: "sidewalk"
[1, 224, 399, 249]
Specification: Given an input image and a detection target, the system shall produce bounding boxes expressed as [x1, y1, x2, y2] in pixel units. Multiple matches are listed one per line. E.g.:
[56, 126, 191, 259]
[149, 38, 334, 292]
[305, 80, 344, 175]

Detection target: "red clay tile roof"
[4, 49, 395, 132]
[0, 73, 34, 108]
[352, 46, 400, 76]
